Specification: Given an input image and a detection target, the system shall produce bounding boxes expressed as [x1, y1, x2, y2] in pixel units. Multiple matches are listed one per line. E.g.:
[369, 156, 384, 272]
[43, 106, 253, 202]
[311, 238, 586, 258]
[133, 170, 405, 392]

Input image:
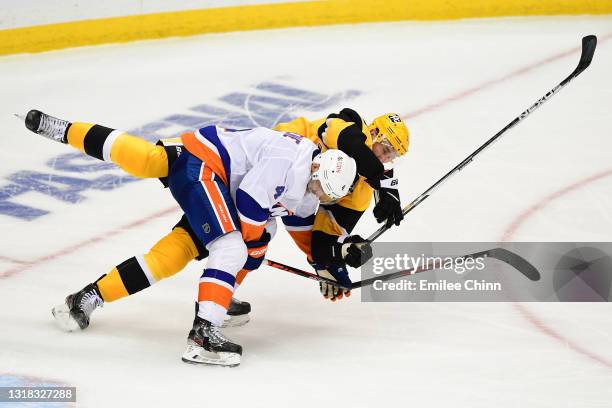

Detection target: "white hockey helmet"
[311, 149, 357, 200]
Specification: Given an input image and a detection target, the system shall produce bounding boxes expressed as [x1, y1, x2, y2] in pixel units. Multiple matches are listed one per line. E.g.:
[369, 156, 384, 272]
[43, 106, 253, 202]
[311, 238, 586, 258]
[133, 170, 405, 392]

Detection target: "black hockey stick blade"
[486, 248, 540, 281]
[575, 35, 597, 75]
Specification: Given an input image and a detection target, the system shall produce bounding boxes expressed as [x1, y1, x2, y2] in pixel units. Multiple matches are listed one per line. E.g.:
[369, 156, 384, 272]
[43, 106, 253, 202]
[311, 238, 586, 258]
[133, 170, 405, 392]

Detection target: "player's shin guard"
[196, 232, 246, 326]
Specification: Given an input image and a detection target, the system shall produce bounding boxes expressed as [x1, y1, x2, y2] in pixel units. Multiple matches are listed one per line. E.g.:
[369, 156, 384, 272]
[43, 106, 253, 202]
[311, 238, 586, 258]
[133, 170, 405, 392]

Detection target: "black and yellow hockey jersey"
[274, 108, 385, 265]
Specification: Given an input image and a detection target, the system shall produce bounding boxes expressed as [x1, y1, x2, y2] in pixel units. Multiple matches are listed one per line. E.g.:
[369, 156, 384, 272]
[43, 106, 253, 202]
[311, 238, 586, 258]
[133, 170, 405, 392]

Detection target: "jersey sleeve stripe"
[287, 230, 312, 260]
[235, 188, 270, 223]
[237, 211, 268, 226]
[181, 129, 229, 186]
[285, 225, 312, 232]
[199, 126, 232, 184]
[282, 214, 315, 227]
[240, 221, 265, 242]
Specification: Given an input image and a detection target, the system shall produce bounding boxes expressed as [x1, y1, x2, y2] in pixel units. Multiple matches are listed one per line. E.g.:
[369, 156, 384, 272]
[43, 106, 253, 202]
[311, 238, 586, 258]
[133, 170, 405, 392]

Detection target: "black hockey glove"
[373, 170, 403, 228]
[311, 262, 352, 301]
[333, 235, 373, 268]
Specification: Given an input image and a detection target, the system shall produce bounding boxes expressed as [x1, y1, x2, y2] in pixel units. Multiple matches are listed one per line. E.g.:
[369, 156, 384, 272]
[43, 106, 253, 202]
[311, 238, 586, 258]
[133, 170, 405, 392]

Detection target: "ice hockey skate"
[24, 109, 70, 143]
[182, 315, 242, 367]
[52, 283, 104, 332]
[221, 297, 251, 328]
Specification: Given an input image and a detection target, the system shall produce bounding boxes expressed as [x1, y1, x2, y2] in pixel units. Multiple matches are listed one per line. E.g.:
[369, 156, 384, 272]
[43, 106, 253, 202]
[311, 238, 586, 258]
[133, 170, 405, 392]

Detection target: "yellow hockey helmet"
[368, 113, 409, 156]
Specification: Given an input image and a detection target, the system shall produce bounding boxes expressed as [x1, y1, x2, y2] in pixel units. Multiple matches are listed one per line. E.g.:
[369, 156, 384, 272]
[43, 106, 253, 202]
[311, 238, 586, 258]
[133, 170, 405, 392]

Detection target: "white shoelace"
[79, 290, 103, 316]
[208, 324, 233, 345]
[38, 114, 68, 141]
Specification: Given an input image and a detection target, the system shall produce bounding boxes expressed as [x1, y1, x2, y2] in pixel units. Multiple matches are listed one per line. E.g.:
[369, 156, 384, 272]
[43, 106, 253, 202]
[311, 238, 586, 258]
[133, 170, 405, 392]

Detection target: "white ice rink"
[1, 16, 612, 408]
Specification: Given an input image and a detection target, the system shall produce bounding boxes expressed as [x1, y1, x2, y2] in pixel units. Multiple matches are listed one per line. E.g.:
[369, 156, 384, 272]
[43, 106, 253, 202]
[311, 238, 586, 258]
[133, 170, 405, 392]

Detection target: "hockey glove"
[243, 231, 272, 271]
[311, 262, 352, 301]
[373, 170, 403, 228]
[332, 235, 373, 268]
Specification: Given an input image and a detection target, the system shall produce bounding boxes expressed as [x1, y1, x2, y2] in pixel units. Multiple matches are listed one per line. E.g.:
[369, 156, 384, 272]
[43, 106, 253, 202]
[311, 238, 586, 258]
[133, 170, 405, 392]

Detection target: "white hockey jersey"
[181, 126, 319, 241]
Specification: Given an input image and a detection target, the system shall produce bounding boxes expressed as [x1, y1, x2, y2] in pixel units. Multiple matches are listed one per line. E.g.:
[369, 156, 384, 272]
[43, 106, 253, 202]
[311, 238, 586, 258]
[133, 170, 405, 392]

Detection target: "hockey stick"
[266, 37, 592, 290]
[368, 35, 598, 243]
[266, 247, 540, 290]
[265, 259, 342, 286]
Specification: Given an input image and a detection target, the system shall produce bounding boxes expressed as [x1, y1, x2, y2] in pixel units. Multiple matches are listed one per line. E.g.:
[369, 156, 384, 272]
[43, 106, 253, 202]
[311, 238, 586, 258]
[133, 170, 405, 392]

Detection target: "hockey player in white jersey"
[24, 110, 361, 367]
[172, 126, 359, 367]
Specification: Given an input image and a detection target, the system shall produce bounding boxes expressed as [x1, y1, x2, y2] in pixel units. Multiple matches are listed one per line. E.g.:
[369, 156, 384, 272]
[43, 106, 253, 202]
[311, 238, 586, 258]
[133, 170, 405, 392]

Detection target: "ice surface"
[1, 16, 612, 408]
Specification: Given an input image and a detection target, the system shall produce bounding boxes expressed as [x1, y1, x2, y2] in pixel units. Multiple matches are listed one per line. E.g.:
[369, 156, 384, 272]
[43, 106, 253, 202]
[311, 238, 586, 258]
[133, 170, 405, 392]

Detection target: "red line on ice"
[404, 47, 579, 119]
[0, 206, 179, 278]
[501, 169, 612, 241]
[500, 169, 612, 370]
[403, 31, 612, 120]
[0, 255, 32, 265]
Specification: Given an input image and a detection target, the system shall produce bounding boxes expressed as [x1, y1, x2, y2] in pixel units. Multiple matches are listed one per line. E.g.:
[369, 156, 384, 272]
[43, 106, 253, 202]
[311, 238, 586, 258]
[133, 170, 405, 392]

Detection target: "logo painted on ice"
[0, 82, 360, 221]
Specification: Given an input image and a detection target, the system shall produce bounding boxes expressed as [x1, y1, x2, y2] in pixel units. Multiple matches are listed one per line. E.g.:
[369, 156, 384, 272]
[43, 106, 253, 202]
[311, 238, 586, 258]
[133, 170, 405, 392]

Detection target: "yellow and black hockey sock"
[66, 122, 169, 179]
[96, 226, 202, 302]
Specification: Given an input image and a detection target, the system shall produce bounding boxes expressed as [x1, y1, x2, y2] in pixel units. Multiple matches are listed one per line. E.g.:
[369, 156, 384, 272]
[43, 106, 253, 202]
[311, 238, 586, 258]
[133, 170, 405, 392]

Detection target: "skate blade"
[51, 304, 80, 332]
[221, 314, 250, 328]
[181, 345, 241, 367]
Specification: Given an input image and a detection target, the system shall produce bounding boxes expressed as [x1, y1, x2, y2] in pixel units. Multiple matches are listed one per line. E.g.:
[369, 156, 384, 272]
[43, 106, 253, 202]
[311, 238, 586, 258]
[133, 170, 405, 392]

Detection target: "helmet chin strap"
[307, 178, 337, 204]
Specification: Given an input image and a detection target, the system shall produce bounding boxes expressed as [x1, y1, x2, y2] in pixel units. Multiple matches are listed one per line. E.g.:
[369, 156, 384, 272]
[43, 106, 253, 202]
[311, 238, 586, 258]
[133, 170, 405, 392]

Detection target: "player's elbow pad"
[337, 133, 384, 182]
